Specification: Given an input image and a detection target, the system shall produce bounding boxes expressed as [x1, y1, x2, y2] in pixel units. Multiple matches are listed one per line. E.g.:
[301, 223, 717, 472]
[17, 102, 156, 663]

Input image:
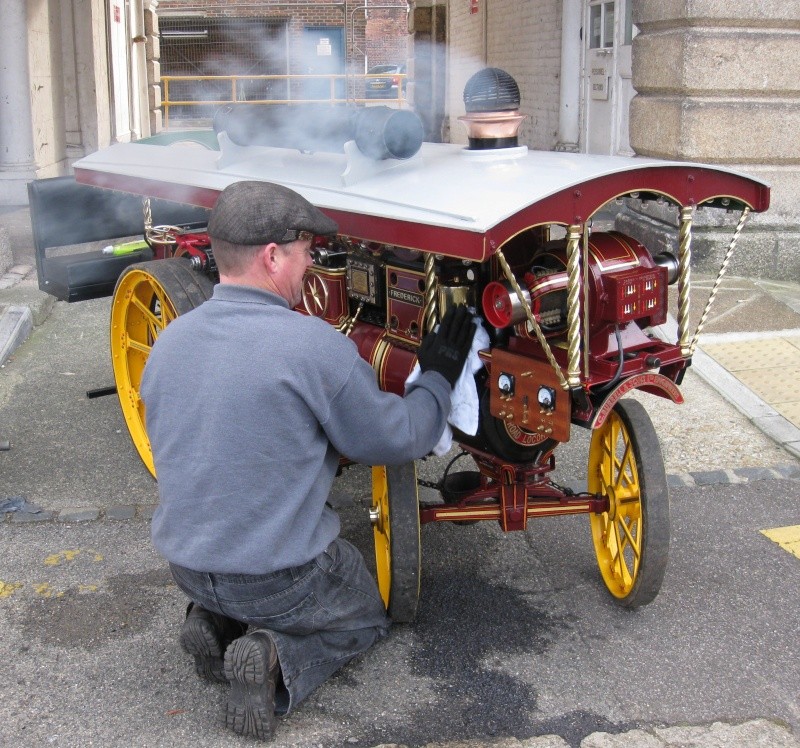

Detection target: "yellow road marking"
[44, 549, 104, 566]
[44, 549, 81, 566]
[33, 582, 64, 598]
[761, 525, 800, 559]
[1, 550, 107, 602]
[0, 581, 23, 598]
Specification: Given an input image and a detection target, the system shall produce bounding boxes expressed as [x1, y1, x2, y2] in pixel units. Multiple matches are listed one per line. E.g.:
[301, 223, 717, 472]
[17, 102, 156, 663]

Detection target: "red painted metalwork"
[385, 265, 426, 345]
[486, 167, 770, 254]
[418, 444, 609, 528]
[346, 322, 416, 396]
[300, 267, 349, 326]
[149, 223, 689, 479]
[590, 372, 684, 428]
[171, 232, 214, 267]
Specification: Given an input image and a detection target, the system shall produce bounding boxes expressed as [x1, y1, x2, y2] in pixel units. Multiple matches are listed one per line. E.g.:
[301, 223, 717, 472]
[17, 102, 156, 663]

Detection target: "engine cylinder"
[347, 322, 417, 396]
[482, 232, 670, 335]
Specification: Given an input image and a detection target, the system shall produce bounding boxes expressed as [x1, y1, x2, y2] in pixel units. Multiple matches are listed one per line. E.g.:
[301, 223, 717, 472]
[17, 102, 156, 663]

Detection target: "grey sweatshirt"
[141, 283, 451, 575]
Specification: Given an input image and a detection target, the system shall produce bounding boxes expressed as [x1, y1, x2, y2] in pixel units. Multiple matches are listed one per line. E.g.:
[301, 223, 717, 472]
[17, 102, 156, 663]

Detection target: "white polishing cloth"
[405, 317, 490, 456]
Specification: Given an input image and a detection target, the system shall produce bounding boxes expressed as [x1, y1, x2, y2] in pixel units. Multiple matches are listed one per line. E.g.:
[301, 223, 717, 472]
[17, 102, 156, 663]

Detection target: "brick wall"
[447, 0, 487, 144]
[365, 8, 408, 69]
[489, 0, 561, 150]
[448, 0, 562, 150]
[157, 0, 406, 78]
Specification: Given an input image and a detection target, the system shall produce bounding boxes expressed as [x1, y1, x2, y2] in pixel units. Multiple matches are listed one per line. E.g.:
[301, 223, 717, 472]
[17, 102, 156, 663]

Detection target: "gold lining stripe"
[429, 502, 595, 521]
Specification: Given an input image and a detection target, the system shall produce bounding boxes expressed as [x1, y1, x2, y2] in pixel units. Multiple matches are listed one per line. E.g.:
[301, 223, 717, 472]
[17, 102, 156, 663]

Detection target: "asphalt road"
[1, 297, 798, 748]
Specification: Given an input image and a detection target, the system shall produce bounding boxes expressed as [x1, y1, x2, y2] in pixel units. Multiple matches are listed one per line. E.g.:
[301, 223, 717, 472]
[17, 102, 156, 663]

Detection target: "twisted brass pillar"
[677, 206, 694, 357]
[423, 253, 439, 333]
[143, 196, 152, 231]
[564, 223, 583, 389]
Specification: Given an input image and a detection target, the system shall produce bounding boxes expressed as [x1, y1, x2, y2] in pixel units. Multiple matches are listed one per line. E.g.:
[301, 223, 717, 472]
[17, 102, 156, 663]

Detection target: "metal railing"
[161, 73, 409, 129]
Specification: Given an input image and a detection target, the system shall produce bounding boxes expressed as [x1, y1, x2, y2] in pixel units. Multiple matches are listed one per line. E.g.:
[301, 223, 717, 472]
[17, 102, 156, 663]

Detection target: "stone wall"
[627, 0, 800, 280]
[0, 0, 117, 204]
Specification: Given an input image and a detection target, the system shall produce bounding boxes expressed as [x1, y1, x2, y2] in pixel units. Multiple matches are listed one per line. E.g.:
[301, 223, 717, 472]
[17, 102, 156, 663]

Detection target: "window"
[589, 2, 615, 49]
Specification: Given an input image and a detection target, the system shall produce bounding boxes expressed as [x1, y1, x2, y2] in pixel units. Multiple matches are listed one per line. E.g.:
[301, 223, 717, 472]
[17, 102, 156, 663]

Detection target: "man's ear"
[260, 243, 280, 274]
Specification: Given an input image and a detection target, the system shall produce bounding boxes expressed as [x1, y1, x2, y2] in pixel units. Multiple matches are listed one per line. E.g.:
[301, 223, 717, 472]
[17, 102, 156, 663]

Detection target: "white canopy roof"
[73, 134, 770, 259]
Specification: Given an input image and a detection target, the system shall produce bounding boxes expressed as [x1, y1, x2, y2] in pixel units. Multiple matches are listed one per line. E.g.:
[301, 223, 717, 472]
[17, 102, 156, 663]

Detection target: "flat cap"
[208, 180, 338, 245]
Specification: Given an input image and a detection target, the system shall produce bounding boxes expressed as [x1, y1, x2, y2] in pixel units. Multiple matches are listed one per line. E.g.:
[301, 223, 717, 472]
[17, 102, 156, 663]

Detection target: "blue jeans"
[169, 537, 390, 713]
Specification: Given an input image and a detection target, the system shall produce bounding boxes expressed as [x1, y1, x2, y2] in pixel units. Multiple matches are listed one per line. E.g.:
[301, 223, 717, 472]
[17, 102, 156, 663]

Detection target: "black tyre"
[370, 463, 421, 622]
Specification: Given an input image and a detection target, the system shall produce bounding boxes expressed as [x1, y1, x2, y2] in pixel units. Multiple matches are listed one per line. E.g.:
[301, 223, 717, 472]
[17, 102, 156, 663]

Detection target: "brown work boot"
[179, 603, 247, 684]
[222, 631, 280, 740]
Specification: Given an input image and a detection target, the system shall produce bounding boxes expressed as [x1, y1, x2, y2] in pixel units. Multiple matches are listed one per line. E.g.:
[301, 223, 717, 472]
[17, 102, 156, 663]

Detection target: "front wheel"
[110, 259, 214, 476]
[588, 399, 670, 608]
[370, 463, 421, 622]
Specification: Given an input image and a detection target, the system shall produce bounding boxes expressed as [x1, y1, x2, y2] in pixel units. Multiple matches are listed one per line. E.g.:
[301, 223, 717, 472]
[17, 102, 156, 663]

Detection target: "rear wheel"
[370, 463, 421, 622]
[588, 399, 670, 608]
[110, 259, 214, 476]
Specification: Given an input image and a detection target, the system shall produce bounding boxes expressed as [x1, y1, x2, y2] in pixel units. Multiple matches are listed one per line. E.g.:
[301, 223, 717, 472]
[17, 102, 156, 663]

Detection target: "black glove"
[417, 305, 476, 388]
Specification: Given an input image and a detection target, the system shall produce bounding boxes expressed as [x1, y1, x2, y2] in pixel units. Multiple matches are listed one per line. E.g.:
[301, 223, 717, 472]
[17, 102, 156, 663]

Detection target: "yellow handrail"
[161, 73, 409, 129]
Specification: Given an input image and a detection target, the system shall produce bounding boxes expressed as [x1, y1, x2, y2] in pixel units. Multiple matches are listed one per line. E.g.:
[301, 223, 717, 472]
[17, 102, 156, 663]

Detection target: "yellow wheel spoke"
[130, 294, 165, 329]
[612, 522, 626, 579]
[619, 518, 640, 558]
[589, 406, 643, 598]
[125, 338, 152, 355]
[588, 400, 669, 608]
[620, 451, 637, 492]
[146, 318, 161, 343]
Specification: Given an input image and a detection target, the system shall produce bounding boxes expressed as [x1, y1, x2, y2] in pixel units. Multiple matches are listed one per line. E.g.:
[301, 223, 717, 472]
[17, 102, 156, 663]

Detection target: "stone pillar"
[0, 0, 37, 204]
[130, 0, 149, 139]
[71, 0, 114, 158]
[623, 1, 800, 280]
[144, 0, 162, 134]
[555, 0, 581, 152]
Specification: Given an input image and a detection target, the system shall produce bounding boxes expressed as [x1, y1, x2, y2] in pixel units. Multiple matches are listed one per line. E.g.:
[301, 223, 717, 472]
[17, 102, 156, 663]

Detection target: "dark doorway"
[300, 27, 346, 101]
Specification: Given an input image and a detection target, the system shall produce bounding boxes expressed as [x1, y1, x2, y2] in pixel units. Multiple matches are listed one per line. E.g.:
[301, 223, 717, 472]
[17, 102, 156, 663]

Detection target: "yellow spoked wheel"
[110, 259, 214, 476]
[588, 399, 670, 608]
[370, 463, 421, 623]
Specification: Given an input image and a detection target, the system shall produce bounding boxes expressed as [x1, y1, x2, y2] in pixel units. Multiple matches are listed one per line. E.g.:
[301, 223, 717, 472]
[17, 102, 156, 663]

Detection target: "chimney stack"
[459, 68, 526, 150]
